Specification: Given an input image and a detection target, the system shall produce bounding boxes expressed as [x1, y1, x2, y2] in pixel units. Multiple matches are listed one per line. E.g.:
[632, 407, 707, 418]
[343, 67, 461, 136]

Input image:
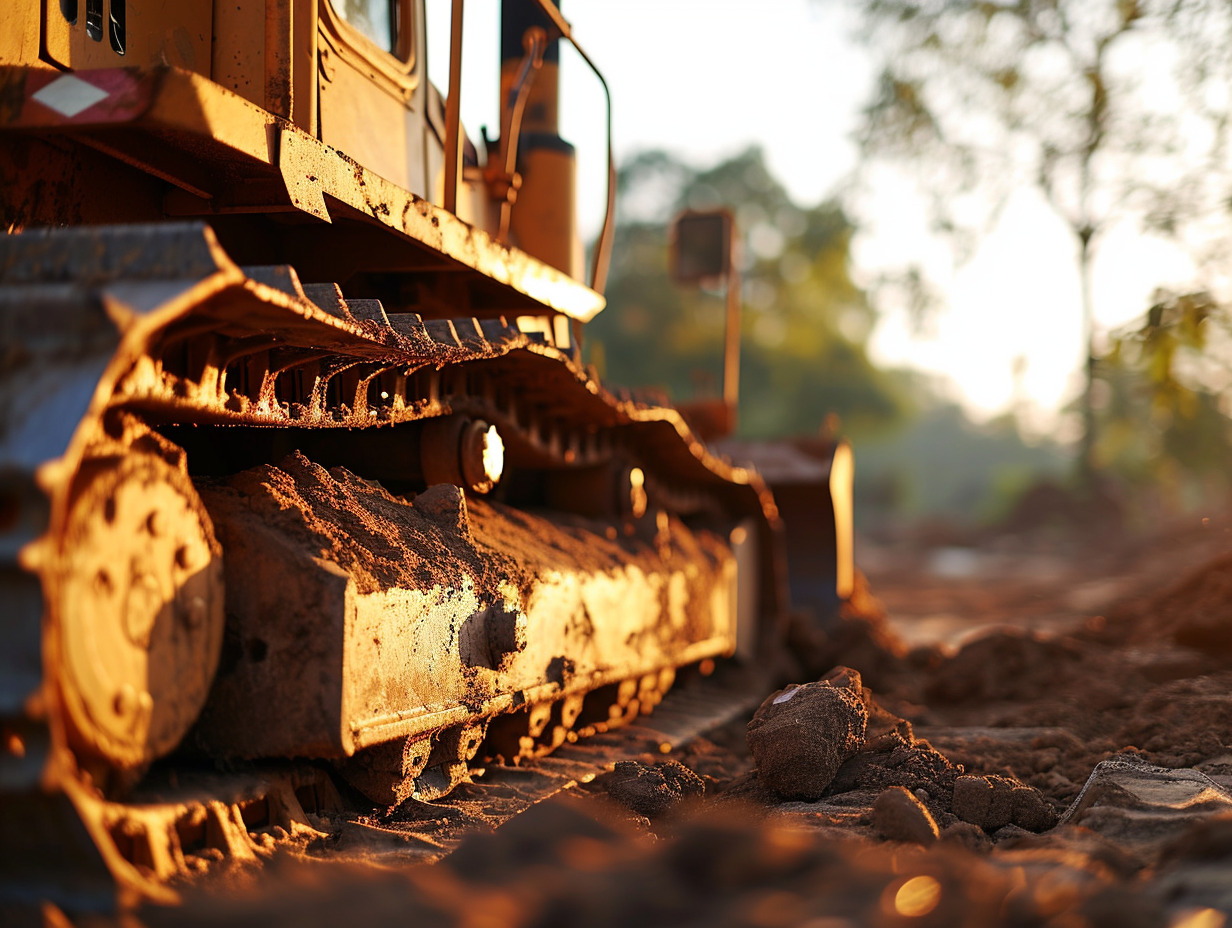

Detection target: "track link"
[40, 664, 769, 904]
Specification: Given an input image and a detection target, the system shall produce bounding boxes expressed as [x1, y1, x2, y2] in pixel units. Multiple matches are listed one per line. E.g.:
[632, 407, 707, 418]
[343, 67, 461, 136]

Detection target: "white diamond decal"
[31, 74, 109, 118]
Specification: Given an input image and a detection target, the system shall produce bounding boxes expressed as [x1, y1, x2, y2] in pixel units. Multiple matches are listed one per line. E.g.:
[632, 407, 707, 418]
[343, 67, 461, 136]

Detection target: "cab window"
[332, 0, 401, 57]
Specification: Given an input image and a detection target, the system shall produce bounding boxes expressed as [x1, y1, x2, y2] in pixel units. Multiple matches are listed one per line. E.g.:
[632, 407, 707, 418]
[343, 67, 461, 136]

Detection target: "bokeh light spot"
[1171, 909, 1226, 928]
[894, 875, 941, 918]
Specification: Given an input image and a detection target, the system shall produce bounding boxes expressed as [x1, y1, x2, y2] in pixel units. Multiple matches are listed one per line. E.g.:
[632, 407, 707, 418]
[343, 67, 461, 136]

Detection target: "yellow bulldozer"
[0, 0, 853, 909]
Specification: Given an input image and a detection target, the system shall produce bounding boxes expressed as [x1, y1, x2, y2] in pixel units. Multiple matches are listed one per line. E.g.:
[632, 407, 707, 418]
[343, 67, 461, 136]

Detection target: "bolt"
[123, 571, 161, 648]
[182, 595, 207, 629]
[114, 686, 153, 731]
[113, 684, 137, 717]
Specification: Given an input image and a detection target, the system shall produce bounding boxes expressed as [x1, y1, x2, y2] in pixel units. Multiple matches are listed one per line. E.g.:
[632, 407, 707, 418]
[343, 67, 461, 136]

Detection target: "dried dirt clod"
[952, 774, 1056, 833]
[939, 819, 993, 851]
[872, 786, 939, 844]
[746, 666, 869, 801]
[952, 775, 1015, 831]
[601, 760, 705, 819]
[1010, 782, 1058, 832]
[412, 483, 471, 538]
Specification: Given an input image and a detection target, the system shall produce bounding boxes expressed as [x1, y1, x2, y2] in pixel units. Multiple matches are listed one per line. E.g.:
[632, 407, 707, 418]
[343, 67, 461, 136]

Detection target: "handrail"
[442, 0, 465, 215]
[495, 27, 547, 241]
[441, 0, 616, 294]
[527, 0, 617, 294]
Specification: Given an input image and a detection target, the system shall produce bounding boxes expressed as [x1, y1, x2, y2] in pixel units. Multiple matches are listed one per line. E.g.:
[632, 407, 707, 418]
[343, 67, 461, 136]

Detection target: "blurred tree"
[849, 0, 1232, 483]
[588, 146, 904, 439]
[1095, 290, 1232, 509]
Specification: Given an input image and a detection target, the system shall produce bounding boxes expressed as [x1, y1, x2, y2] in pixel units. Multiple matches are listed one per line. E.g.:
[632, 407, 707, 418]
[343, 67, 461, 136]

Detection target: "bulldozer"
[0, 0, 853, 910]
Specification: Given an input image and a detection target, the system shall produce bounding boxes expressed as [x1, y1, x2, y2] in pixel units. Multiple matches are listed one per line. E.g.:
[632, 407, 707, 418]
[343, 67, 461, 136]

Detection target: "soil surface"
[142, 510, 1232, 927]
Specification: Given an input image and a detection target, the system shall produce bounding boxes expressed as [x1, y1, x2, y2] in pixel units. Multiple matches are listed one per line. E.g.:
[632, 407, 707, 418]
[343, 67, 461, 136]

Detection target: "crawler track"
[51, 663, 770, 905]
[0, 222, 786, 909]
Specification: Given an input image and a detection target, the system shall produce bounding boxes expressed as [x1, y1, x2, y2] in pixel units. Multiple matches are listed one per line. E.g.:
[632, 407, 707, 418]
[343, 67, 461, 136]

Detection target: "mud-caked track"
[0, 219, 795, 909]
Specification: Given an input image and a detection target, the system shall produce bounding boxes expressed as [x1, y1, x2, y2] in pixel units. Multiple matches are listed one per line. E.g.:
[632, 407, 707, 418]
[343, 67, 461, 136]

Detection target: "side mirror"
[670, 210, 734, 284]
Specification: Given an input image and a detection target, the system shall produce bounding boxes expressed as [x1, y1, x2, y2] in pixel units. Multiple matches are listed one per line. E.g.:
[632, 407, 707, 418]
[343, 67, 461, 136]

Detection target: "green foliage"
[588, 147, 905, 439]
[1094, 291, 1232, 506]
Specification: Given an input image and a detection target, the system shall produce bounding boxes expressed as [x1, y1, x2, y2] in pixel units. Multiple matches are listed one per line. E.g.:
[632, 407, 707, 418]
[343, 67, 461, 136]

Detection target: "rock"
[413, 483, 471, 537]
[746, 666, 868, 800]
[872, 786, 939, 844]
[601, 760, 705, 819]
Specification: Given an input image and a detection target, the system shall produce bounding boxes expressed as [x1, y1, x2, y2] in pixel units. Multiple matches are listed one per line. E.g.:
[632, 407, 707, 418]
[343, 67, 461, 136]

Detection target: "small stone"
[413, 483, 470, 537]
[746, 666, 868, 800]
[872, 786, 940, 844]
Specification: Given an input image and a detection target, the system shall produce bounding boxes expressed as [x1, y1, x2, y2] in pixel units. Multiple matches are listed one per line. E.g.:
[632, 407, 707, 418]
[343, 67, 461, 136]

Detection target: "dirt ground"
[149, 509, 1232, 928]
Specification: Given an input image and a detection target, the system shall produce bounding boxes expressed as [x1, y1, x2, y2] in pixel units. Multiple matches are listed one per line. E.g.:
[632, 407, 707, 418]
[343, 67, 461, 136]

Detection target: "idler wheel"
[56, 433, 224, 781]
[420, 415, 504, 494]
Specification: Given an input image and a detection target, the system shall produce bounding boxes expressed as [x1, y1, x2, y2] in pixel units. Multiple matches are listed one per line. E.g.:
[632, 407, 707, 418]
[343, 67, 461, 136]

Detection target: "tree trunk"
[1077, 230, 1096, 488]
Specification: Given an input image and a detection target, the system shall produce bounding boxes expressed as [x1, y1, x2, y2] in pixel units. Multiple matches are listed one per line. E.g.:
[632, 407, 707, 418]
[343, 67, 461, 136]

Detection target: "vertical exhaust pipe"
[499, 0, 580, 278]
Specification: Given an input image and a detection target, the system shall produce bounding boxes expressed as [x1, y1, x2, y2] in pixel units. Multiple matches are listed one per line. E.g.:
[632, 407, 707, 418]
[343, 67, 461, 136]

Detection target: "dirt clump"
[825, 725, 959, 814]
[201, 452, 509, 596]
[951, 773, 1057, 832]
[872, 785, 940, 844]
[599, 760, 705, 819]
[746, 666, 868, 800]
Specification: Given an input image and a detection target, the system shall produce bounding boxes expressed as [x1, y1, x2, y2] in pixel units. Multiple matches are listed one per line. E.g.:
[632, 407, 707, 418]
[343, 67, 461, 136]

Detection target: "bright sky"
[425, 1, 1201, 434]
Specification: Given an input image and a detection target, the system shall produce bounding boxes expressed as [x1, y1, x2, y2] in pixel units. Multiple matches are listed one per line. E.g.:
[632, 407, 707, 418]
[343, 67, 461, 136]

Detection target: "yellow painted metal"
[210, 3, 266, 110]
[275, 123, 605, 320]
[318, 0, 424, 191]
[209, 0, 317, 133]
[830, 442, 855, 600]
[41, 1, 212, 75]
[0, 5, 41, 65]
[509, 143, 581, 278]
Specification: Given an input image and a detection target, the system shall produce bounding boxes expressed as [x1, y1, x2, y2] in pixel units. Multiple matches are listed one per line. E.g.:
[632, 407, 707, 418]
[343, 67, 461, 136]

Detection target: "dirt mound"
[201, 452, 511, 596]
[1108, 551, 1232, 658]
[924, 629, 1088, 704]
